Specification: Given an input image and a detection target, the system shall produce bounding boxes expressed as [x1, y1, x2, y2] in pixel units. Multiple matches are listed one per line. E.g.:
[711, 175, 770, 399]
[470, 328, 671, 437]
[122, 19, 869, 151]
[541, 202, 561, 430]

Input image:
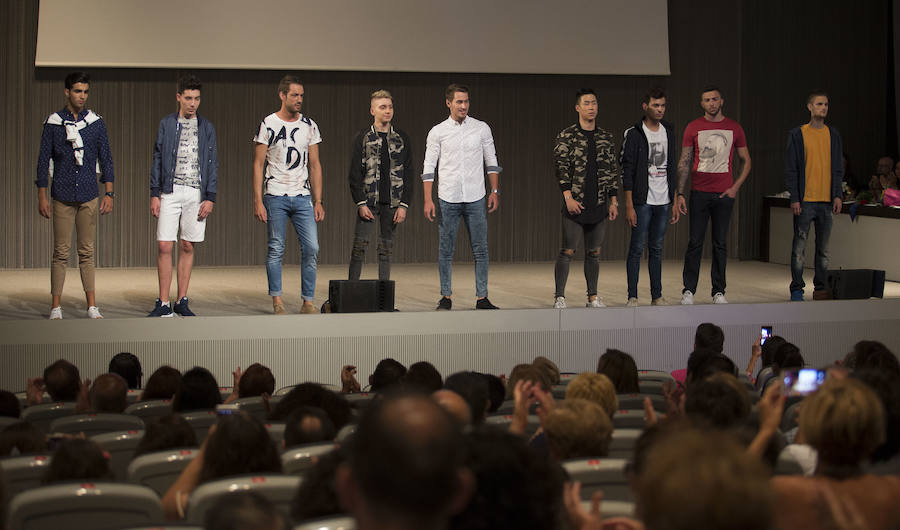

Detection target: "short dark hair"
[172, 366, 222, 412]
[852, 369, 900, 462]
[269, 382, 352, 429]
[90, 373, 128, 413]
[575, 88, 597, 105]
[807, 88, 828, 104]
[642, 87, 666, 105]
[694, 323, 725, 353]
[238, 363, 275, 398]
[278, 75, 303, 95]
[403, 361, 443, 393]
[445, 83, 470, 101]
[133, 414, 198, 458]
[43, 438, 112, 484]
[43, 359, 81, 402]
[444, 371, 490, 425]
[701, 84, 723, 99]
[759, 335, 787, 370]
[685, 348, 719, 386]
[141, 365, 182, 401]
[773, 343, 804, 371]
[204, 491, 291, 530]
[108, 352, 142, 389]
[596, 349, 640, 394]
[479, 373, 505, 413]
[0, 390, 21, 418]
[64, 72, 90, 90]
[0, 421, 47, 456]
[848, 340, 899, 376]
[284, 406, 336, 447]
[685, 373, 751, 429]
[177, 75, 202, 94]
[291, 448, 344, 521]
[371, 358, 407, 392]
[200, 413, 282, 483]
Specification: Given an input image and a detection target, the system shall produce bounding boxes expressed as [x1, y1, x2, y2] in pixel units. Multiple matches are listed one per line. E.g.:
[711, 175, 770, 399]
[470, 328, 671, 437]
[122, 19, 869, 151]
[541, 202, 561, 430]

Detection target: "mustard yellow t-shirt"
[802, 124, 831, 202]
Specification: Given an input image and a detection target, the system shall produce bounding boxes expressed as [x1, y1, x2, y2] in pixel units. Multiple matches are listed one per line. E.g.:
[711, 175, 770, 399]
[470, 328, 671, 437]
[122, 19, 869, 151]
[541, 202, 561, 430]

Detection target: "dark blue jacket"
[620, 119, 677, 206]
[150, 113, 218, 202]
[784, 125, 843, 203]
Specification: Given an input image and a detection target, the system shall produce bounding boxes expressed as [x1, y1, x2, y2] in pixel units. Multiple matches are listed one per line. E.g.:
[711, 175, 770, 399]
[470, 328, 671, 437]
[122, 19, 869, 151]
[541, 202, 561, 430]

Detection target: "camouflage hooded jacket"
[553, 124, 620, 205]
[348, 125, 413, 208]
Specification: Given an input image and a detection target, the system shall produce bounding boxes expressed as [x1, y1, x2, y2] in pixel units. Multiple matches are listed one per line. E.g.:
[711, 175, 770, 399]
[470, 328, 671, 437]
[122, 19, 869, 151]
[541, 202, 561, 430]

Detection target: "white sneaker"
[626, 297, 639, 307]
[681, 291, 694, 305]
[553, 296, 567, 309]
[87, 306, 104, 319]
[712, 293, 728, 304]
[49, 307, 63, 320]
[586, 298, 606, 308]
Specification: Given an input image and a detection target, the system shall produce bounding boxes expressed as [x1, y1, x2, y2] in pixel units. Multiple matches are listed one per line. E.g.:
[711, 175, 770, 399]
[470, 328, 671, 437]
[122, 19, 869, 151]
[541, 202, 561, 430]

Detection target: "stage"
[1, 260, 899, 393]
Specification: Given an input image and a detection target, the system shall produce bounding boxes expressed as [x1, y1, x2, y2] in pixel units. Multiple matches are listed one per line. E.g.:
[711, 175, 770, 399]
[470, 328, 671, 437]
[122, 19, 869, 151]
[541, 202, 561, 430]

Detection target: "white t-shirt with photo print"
[642, 122, 670, 206]
[254, 112, 322, 196]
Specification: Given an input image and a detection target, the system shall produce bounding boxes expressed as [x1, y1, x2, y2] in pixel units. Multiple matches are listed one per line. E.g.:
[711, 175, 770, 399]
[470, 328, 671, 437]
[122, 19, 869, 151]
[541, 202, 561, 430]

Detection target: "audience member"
[238, 363, 276, 398]
[443, 371, 490, 425]
[284, 406, 336, 447]
[335, 393, 472, 530]
[684, 372, 751, 429]
[171, 367, 222, 412]
[432, 389, 472, 427]
[403, 361, 443, 393]
[140, 365, 183, 401]
[0, 390, 20, 418]
[291, 447, 345, 522]
[596, 349, 640, 394]
[269, 383, 352, 429]
[108, 352, 142, 389]
[772, 342, 805, 376]
[133, 414, 199, 458]
[506, 364, 551, 399]
[478, 372, 505, 413]
[543, 398, 612, 460]
[369, 358, 407, 392]
[852, 369, 900, 475]
[0, 421, 48, 456]
[89, 373, 128, 413]
[204, 491, 291, 530]
[564, 372, 618, 418]
[43, 438, 113, 484]
[844, 340, 900, 376]
[694, 322, 725, 353]
[870, 156, 897, 197]
[27, 359, 81, 404]
[683, 347, 722, 386]
[532, 356, 561, 386]
[750, 334, 787, 390]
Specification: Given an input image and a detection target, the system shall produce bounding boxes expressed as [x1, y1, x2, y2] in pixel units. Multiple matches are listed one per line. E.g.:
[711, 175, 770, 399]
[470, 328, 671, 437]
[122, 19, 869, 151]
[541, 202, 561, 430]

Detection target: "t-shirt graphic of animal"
[254, 113, 322, 196]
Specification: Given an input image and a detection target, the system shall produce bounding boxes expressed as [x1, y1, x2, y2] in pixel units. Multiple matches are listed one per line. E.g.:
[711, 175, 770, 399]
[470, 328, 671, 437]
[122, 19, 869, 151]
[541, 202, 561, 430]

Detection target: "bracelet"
[314, 199, 323, 205]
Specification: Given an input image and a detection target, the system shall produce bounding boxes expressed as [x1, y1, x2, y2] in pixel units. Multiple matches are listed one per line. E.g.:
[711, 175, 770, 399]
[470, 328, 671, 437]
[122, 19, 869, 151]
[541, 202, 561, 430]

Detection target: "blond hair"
[565, 372, 618, 418]
[370, 89, 393, 101]
[543, 398, 612, 460]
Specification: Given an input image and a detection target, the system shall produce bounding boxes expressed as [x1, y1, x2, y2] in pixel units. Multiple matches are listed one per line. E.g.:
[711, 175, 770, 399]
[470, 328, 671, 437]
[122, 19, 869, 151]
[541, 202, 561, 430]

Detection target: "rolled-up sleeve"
[422, 127, 439, 182]
[482, 124, 502, 174]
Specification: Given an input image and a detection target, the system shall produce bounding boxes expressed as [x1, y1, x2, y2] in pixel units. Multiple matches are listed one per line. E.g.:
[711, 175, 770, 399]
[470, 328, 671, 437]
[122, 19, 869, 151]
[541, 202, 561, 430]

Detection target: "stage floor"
[2, 260, 898, 320]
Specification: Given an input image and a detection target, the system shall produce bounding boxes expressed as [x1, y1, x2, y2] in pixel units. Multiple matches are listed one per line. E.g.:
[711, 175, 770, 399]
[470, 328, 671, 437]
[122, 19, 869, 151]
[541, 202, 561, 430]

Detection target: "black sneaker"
[476, 298, 499, 310]
[174, 297, 196, 316]
[147, 299, 174, 317]
[436, 297, 452, 311]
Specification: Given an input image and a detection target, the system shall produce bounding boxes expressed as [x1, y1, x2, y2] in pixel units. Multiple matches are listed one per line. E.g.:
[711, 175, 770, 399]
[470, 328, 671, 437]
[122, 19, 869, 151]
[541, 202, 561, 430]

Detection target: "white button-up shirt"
[422, 116, 502, 203]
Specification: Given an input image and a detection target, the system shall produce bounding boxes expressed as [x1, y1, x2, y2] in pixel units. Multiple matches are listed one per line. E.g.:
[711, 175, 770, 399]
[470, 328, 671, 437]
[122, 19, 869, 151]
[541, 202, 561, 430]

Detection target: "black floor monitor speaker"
[826, 269, 885, 300]
[328, 280, 395, 313]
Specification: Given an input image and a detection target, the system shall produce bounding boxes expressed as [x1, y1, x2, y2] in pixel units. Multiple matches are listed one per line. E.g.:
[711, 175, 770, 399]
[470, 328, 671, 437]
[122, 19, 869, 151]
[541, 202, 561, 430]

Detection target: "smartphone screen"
[760, 326, 773, 346]
[783, 368, 826, 396]
[216, 404, 240, 416]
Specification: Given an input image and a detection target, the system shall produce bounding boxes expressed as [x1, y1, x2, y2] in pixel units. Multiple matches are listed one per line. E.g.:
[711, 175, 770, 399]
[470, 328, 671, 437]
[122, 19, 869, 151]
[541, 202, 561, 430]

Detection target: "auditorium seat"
[294, 515, 356, 530]
[220, 387, 233, 400]
[234, 396, 269, 421]
[637, 370, 674, 383]
[275, 385, 296, 396]
[1, 453, 52, 494]
[7, 482, 163, 530]
[637, 380, 665, 396]
[185, 475, 302, 524]
[49, 413, 144, 437]
[563, 458, 631, 502]
[580, 500, 635, 519]
[779, 397, 804, 432]
[611, 409, 648, 430]
[551, 385, 567, 399]
[21, 402, 77, 433]
[91, 429, 144, 480]
[608, 429, 641, 459]
[180, 410, 217, 442]
[615, 393, 666, 413]
[265, 422, 287, 450]
[0, 415, 20, 430]
[559, 373, 576, 384]
[485, 414, 541, 437]
[126, 389, 140, 403]
[127, 448, 197, 496]
[344, 393, 376, 409]
[282, 442, 337, 475]
[495, 399, 515, 414]
[335, 424, 356, 442]
[125, 399, 173, 423]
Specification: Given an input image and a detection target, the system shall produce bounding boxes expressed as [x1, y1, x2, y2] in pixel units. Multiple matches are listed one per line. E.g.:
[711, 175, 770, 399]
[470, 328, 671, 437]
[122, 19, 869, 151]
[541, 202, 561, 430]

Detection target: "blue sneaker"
[174, 297, 196, 316]
[790, 290, 804, 302]
[148, 299, 174, 317]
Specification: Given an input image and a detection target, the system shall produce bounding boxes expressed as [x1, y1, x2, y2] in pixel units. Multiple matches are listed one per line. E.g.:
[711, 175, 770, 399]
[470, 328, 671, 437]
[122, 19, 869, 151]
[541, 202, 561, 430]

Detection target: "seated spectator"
[748, 334, 787, 389]
[26, 359, 81, 405]
[370, 358, 407, 393]
[852, 370, 900, 473]
[0, 421, 48, 456]
[133, 414, 199, 458]
[532, 356, 561, 386]
[691, 354, 737, 384]
[478, 373, 505, 413]
[444, 371, 490, 425]
[162, 413, 282, 519]
[596, 349, 640, 394]
[684, 373, 751, 430]
[335, 393, 473, 530]
[672, 323, 725, 384]
[762, 343, 805, 392]
[844, 340, 900, 376]
[269, 383, 352, 430]
[683, 348, 723, 386]
[0, 390, 20, 418]
[89, 373, 128, 413]
[767, 378, 900, 530]
[543, 398, 612, 460]
[402, 361, 443, 393]
[284, 406, 336, 447]
[43, 438, 113, 484]
[238, 363, 275, 398]
[291, 448, 345, 522]
[564, 372, 618, 418]
[870, 156, 897, 197]
[506, 364, 551, 399]
[140, 365, 183, 401]
[172, 367, 222, 412]
[432, 389, 472, 427]
[108, 352, 142, 390]
[450, 428, 564, 530]
[204, 490, 291, 530]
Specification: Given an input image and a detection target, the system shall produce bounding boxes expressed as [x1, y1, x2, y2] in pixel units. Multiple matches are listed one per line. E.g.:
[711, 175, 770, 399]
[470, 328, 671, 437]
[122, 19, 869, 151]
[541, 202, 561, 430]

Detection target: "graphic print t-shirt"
[642, 122, 669, 205]
[682, 117, 746, 193]
[254, 113, 322, 196]
[174, 116, 200, 189]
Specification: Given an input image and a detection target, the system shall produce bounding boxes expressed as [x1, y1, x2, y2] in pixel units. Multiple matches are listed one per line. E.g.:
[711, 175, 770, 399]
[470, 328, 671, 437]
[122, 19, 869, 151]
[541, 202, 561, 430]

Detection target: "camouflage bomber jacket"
[553, 124, 620, 206]
[348, 125, 413, 208]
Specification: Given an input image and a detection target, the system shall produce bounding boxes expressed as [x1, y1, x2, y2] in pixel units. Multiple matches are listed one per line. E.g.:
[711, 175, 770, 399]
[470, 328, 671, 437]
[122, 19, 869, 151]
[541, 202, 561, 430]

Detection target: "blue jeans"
[626, 203, 670, 299]
[264, 194, 319, 300]
[790, 201, 833, 293]
[682, 191, 734, 296]
[438, 197, 488, 297]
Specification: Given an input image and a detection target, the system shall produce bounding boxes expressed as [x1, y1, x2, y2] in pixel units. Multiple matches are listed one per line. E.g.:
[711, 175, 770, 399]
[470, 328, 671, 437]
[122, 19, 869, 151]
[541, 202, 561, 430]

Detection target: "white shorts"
[157, 184, 206, 242]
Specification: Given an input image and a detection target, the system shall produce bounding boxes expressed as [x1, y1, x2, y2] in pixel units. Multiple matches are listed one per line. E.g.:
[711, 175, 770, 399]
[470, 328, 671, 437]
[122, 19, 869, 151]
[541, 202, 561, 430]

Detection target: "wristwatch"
[104, 191, 115, 198]
[491, 189, 499, 195]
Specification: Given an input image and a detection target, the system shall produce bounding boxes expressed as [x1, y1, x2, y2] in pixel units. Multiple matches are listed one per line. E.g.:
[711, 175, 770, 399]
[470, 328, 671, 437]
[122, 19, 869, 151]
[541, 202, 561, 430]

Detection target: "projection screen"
[35, 0, 669, 75]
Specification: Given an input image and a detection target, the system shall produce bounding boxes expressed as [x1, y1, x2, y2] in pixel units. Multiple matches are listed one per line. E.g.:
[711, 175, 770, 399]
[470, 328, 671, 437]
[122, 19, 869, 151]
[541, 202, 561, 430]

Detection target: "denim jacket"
[150, 113, 218, 202]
